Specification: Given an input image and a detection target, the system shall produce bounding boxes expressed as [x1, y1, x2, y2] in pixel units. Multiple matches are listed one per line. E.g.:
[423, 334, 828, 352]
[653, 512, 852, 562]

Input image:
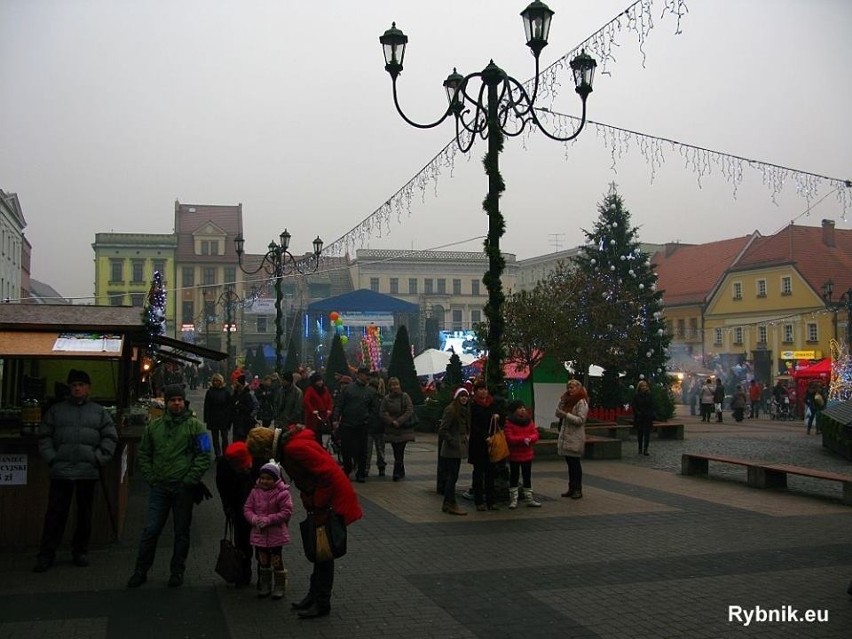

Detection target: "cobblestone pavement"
[1, 395, 851, 638]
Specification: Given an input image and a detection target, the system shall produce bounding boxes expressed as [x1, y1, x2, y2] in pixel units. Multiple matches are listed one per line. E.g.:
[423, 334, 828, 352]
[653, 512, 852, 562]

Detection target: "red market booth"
[791, 358, 832, 416]
[0, 304, 225, 548]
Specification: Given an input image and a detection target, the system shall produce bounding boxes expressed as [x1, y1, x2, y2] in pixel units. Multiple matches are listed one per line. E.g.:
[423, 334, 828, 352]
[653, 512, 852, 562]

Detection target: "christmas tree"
[571, 184, 672, 408]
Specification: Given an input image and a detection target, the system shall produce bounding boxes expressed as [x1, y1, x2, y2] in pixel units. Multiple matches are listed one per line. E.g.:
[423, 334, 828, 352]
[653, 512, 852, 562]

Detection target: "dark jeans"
[210, 428, 229, 457]
[340, 427, 368, 478]
[471, 460, 496, 506]
[366, 433, 386, 473]
[391, 442, 407, 477]
[308, 559, 335, 609]
[134, 483, 196, 575]
[565, 456, 583, 492]
[440, 457, 461, 504]
[636, 422, 652, 452]
[700, 403, 713, 422]
[38, 478, 97, 559]
[508, 460, 532, 489]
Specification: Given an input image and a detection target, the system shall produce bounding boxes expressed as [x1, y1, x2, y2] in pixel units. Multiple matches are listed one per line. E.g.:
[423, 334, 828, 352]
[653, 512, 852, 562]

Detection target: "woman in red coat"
[246, 424, 362, 619]
[303, 373, 333, 444]
[503, 399, 541, 509]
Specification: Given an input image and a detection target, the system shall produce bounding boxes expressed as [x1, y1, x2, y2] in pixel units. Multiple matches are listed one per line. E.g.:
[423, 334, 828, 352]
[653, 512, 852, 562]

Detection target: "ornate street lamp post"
[821, 279, 852, 349]
[380, 1, 596, 394]
[234, 231, 323, 373]
[217, 289, 244, 375]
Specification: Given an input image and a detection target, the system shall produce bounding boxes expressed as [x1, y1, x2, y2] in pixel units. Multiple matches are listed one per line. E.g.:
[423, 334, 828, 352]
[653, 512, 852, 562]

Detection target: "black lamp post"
[217, 289, 244, 375]
[821, 279, 852, 349]
[380, 1, 596, 394]
[234, 231, 323, 373]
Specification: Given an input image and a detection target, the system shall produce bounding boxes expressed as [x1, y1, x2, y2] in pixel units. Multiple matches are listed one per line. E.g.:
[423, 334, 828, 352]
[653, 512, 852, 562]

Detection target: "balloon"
[335, 318, 344, 327]
[340, 335, 349, 344]
[329, 311, 339, 321]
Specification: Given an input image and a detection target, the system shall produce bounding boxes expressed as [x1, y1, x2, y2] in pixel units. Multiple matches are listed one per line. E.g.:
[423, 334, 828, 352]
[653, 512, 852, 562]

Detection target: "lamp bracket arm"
[392, 79, 453, 130]
[527, 97, 589, 142]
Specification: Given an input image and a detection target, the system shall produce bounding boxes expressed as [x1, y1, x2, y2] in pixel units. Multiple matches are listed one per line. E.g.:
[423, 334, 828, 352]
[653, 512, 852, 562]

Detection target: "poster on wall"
[53, 333, 123, 354]
[0, 453, 27, 485]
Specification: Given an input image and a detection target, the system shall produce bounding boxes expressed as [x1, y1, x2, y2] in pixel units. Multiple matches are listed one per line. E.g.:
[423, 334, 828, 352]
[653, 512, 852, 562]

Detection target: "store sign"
[341, 312, 394, 327]
[244, 298, 277, 315]
[0, 454, 27, 485]
[780, 350, 821, 360]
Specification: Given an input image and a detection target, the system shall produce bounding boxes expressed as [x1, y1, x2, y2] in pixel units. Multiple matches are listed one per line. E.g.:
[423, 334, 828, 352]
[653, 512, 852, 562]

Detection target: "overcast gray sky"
[2, 0, 850, 301]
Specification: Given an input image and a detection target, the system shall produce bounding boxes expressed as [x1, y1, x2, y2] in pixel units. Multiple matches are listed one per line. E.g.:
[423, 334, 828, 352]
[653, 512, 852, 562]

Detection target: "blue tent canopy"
[306, 289, 418, 314]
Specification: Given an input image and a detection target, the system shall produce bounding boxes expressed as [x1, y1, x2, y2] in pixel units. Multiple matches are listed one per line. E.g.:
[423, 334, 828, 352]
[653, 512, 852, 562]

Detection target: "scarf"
[560, 386, 588, 411]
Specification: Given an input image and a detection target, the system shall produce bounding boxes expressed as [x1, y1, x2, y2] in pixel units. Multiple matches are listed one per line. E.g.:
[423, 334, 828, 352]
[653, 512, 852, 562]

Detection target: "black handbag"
[299, 507, 347, 563]
[215, 519, 245, 583]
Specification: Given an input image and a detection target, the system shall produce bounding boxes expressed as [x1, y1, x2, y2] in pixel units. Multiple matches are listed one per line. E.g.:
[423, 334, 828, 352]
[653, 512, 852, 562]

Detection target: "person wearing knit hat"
[244, 460, 293, 600]
[245, 425, 362, 618]
[126, 379, 212, 589]
[215, 442, 255, 586]
[437, 386, 470, 516]
[33, 369, 118, 573]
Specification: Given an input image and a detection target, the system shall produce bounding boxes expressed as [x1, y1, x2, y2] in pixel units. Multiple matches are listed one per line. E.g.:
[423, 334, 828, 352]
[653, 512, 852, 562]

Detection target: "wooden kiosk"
[0, 304, 226, 548]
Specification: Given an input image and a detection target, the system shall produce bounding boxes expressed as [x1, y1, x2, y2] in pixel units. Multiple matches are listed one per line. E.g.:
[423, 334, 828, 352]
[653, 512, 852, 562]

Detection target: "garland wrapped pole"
[380, 2, 596, 395]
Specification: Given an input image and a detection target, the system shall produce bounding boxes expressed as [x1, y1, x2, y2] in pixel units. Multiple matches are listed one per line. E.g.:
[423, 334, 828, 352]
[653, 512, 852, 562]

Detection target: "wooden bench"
[586, 423, 633, 440]
[533, 435, 622, 460]
[681, 453, 852, 505]
[653, 422, 684, 440]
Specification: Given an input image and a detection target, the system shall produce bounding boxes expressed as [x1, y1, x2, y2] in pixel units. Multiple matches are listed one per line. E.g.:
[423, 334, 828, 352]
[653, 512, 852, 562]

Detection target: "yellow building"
[92, 233, 178, 335]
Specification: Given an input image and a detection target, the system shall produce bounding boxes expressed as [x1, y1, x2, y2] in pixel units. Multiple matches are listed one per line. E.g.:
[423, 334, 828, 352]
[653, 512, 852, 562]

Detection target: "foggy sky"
[2, 0, 850, 301]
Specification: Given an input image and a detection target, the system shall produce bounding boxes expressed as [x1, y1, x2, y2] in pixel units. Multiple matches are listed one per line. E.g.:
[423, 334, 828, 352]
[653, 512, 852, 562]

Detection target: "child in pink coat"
[503, 399, 542, 509]
[243, 462, 293, 600]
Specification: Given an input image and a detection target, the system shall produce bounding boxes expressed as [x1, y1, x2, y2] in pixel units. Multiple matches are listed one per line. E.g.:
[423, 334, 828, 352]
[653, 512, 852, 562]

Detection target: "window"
[181, 301, 194, 325]
[200, 240, 218, 256]
[424, 279, 433, 294]
[783, 323, 794, 343]
[408, 278, 418, 294]
[202, 267, 216, 286]
[182, 267, 194, 288]
[370, 277, 380, 292]
[757, 279, 767, 297]
[732, 282, 742, 300]
[390, 278, 399, 294]
[153, 259, 166, 277]
[471, 309, 481, 324]
[130, 293, 145, 307]
[437, 279, 446, 294]
[734, 327, 743, 344]
[676, 319, 685, 339]
[224, 267, 236, 290]
[132, 260, 145, 283]
[257, 317, 268, 333]
[110, 260, 123, 283]
[689, 318, 699, 340]
[471, 279, 480, 296]
[781, 276, 792, 295]
[758, 326, 767, 343]
[713, 328, 722, 346]
[109, 292, 124, 306]
[452, 309, 463, 331]
[453, 279, 462, 295]
[807, 322, 818, 342]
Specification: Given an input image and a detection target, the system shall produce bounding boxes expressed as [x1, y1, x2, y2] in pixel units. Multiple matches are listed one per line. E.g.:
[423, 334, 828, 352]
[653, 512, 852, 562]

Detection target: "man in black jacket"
[334, 366, 378, 482]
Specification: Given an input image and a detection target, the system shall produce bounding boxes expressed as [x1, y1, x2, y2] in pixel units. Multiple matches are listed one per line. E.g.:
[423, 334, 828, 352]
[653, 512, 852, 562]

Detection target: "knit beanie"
[163, 384, 186, 401]
[260, 462, 281, 480]
[223, 442, 252, 470]
[67, 369, 91, 385]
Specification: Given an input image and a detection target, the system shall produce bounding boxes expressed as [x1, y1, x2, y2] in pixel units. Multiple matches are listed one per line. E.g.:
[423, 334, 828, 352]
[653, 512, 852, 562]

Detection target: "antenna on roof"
[548, 233, 565, 253]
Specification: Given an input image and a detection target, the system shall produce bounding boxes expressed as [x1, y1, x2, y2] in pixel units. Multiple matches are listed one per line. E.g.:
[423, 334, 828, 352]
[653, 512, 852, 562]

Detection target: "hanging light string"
[323, 0, 688, 259]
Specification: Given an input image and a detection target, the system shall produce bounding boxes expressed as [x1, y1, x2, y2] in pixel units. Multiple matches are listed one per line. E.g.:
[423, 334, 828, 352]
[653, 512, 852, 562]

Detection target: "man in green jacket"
[127, 384, 211, 588]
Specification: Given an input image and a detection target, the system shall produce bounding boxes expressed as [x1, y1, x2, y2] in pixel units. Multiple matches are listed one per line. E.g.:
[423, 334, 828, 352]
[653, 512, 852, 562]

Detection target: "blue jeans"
[134, 483, 196, 575]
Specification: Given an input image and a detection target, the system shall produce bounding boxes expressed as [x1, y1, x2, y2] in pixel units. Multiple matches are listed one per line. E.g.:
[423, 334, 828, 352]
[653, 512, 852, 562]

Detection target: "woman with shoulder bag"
[437, 388, 470, 516]
[380, 377, 416, 481]
[555, 379, 589, 499]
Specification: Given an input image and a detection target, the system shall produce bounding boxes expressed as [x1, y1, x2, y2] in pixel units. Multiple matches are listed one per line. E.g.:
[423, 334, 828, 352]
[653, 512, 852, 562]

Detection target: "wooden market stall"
[0, 304, 226, 548]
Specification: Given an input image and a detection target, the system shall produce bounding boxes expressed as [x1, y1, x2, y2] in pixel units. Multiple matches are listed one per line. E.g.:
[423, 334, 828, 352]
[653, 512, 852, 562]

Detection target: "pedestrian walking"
[438, 387, 470, 515]
[713, 378, 726, 423]
[731, 384, 747, 422]
[380, 376, 416, 481]
[699, 378, 715, 422]
[632, 380, 656, 456]
[231, 375, 258, 442]
[204, 373, 232, 457]
[244, 462, 293, 600]
[33, 369, 118, 572]
[334, 366, 378, 482]
[556, 379, 588, 499]
[303, 372, 333, 445]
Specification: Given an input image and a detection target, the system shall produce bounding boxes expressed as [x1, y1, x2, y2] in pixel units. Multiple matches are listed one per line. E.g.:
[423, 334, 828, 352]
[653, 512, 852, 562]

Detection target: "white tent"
[413, 348, 476, 376]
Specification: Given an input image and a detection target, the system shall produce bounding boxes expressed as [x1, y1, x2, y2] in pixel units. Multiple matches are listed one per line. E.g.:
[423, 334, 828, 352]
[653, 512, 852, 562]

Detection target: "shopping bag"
[488, 416, 510, 463]
[214, 519, 245, 583]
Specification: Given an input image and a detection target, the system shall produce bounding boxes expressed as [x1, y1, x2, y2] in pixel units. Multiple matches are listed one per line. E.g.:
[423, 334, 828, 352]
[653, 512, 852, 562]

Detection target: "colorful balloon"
[329, 311, 339, 321]
[340, 335, 349, 344]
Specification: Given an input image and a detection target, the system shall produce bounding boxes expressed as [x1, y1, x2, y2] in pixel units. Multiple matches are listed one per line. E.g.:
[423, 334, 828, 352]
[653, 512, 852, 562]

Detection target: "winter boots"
[442, 499, 467, 516]
[521, 487, 542, 508]
[258, 567, 273, 598]
[271, 569, 288, 600]
[508, 487, 519, 509]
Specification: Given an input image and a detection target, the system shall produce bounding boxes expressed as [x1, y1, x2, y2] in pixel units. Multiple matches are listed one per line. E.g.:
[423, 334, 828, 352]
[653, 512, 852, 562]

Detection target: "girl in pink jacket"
[504, 399, 542, 510]
[243, 462, 293, 600]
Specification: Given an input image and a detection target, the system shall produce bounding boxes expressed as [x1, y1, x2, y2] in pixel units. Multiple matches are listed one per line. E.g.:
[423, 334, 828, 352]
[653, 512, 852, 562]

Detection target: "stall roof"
[0, 304, 146, 332]
[307, 289, 419, 313]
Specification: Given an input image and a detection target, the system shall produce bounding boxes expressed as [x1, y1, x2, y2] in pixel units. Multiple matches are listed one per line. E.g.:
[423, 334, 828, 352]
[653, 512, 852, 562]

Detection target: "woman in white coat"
[555, 379, 589, 499]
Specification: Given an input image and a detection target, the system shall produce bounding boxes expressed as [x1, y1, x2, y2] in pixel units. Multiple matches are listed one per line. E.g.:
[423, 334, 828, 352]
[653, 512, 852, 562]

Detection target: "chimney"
[822, 219, 835, 247]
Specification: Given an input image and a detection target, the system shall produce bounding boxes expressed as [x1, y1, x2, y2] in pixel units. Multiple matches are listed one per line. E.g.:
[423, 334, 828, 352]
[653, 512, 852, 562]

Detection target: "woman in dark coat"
[631, 380, 656, 456]
[468, 381, 500, 511]
[380, 376, 415, 481]
[204, 373, 232, 457]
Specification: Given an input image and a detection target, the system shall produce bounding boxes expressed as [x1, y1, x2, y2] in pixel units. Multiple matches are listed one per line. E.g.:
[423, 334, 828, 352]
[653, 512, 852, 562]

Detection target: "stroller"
[770, 396, 793, 421]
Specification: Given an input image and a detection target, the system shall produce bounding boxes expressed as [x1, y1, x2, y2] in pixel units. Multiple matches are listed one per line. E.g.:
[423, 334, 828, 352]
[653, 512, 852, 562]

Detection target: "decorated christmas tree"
[572, 184, 672, 408]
